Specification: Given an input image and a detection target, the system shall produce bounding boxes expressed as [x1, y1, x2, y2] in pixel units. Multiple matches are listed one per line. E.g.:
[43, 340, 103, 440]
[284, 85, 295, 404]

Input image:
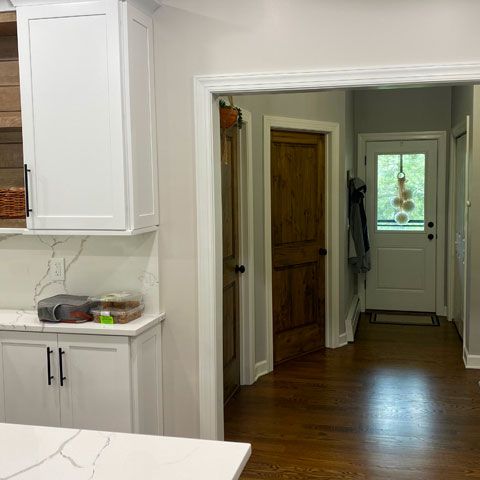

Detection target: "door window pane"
[376, 153, 425, 231]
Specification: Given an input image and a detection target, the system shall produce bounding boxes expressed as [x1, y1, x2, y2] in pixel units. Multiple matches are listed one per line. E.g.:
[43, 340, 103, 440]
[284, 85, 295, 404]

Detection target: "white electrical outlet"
[50, 257, 65, 281]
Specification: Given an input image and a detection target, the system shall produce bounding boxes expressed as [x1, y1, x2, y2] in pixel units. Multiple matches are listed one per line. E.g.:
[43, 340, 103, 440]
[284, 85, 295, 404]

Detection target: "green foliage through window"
[376, 153, 425, 231]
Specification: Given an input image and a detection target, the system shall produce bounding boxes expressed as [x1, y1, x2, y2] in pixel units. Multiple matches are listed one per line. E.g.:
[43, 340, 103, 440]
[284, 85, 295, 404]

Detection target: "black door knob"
[319, 248, 327, 256]
[235, 265, 246, 274]
[428, 233, 434, 240]
[428, 221, 434, 228]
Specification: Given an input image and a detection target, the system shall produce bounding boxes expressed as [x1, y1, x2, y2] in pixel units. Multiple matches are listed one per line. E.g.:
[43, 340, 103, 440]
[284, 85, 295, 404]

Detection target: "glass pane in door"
[376, 153, 425, 231]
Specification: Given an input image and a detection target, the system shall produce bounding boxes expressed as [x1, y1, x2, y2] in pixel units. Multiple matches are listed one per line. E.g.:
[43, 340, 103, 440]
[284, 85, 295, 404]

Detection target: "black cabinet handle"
[319, 248, 328, 256]
[24, 165, 33, 217]
[235, 265, 246, 274]
[46, 347, 54, 386]
[59, 348, 66, 386]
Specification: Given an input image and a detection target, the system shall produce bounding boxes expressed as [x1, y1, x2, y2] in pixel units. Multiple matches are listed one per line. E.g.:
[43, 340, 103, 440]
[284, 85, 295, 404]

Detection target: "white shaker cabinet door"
[16, 1, 127, 230]
[57, 334, 132, 432]
[0, 332, 60, 427]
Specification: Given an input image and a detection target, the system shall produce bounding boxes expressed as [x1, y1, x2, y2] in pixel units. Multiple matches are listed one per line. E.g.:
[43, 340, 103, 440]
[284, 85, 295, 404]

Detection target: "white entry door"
[365, 140, 438, 312]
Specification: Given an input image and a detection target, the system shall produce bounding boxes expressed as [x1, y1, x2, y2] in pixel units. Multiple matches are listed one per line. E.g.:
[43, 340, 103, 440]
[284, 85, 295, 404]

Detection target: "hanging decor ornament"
[390, 156, 415, 225]
[219, 96, 243, 165]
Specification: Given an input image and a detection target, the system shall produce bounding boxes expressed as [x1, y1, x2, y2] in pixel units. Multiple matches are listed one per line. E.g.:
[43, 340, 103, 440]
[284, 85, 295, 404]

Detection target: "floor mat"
[370, 311, 440, 326]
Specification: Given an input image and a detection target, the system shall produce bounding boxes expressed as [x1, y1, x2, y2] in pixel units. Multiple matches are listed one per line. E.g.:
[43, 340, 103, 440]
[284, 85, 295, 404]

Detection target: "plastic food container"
[91, 304, 145, 324]
[88, 291, 143, 310]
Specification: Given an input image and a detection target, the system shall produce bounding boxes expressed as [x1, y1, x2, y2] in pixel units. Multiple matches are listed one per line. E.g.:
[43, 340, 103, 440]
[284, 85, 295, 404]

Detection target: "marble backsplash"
[0, 232, 160, 314]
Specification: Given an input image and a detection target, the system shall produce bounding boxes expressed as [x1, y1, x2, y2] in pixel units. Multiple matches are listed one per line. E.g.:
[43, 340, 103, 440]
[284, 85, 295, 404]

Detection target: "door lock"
[319, 248, 327, 256]
[428, 221, 434, 228]
[428, 233, 434, 240]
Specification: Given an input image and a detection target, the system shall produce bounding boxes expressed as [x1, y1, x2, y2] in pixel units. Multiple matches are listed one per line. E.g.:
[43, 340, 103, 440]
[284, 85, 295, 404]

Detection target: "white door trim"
[238, 109, 256, 386]
[357, 131, 447, 316]
[447, 118, 471, 347]
[194, 62, 480, 440]
[263, 116, 341, 374]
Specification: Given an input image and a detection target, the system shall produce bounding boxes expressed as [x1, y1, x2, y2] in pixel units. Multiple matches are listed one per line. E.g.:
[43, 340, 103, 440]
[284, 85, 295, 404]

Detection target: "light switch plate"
[50, 257, 65, 281]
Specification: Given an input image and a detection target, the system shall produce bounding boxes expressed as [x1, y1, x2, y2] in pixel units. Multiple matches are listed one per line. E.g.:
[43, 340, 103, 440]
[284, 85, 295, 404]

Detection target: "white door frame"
[447, 118, 471, 346]
[263, 116, 341, 374]
[194, 63, 480, 440]
[357, 131, 447, 316]
[238, 109, 256, 386]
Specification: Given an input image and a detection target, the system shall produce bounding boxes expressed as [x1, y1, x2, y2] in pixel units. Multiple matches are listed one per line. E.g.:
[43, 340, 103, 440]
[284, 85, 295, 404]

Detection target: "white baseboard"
[345, 295, 361, 342]
[254, 360, 269, 381]
[463, 345, 480, 369]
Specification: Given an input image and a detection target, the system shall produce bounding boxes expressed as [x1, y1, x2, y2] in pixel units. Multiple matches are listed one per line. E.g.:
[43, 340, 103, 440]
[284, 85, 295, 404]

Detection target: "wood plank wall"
[0, 12, 25, 228]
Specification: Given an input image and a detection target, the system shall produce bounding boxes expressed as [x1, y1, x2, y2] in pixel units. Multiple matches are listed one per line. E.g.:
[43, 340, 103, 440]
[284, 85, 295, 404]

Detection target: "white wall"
[234, 90, 355, 365]
[155, 0, 480, 438]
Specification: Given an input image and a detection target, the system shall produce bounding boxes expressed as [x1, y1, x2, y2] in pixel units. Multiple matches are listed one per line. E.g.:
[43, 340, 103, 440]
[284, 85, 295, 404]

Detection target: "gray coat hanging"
[348, 177, 371, 273]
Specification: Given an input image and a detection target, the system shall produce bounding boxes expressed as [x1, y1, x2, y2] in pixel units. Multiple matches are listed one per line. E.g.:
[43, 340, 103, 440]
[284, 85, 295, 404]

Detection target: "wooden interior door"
[271, 130, 326, 365]
[222, 126, 241, 404]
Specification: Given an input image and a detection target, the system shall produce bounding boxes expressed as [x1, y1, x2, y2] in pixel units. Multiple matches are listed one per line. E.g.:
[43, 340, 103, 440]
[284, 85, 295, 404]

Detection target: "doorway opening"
[198, 65, 479, 441]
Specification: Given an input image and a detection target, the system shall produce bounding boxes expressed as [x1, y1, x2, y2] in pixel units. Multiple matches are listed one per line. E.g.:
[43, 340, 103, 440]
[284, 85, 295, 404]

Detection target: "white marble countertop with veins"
[0, 423, 251, 480]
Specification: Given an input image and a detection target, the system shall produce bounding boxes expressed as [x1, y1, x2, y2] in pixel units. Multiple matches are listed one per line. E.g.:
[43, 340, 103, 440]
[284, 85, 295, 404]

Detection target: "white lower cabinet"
[0, 332, 60, 427]
[0, 326, 162, 434]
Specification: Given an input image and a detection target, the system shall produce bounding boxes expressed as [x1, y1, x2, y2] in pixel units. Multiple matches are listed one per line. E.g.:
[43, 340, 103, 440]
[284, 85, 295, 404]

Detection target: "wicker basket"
[0, 187, 26, 219]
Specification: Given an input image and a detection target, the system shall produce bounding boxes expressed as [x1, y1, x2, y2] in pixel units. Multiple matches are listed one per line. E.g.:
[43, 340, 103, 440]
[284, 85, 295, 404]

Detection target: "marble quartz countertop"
[0, 309, 165, 336]
[0, 423, 251, 479]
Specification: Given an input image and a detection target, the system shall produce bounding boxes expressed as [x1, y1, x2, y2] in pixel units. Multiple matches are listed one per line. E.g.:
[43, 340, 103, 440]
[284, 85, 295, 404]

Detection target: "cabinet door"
[124, 3, 159, 230]
[16, 1, 127, 230]
[58, 334, 132, 432]
[0, 332, 60, 427]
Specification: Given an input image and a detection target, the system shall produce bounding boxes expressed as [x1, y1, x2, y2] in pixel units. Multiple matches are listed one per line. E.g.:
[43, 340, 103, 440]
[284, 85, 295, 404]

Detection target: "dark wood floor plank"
[225, 315, 480, 479]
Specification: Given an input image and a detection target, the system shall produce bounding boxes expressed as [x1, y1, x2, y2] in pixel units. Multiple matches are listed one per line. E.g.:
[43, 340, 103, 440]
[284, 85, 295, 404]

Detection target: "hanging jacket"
[348, 177, 371, 273]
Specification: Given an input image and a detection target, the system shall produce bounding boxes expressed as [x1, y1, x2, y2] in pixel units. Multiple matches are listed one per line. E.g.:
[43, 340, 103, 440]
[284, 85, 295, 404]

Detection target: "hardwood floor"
[224, 314, 480, 479]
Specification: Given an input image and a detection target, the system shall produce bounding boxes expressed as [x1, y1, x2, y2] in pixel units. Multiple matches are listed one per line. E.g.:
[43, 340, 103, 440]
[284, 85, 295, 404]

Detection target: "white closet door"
[0, 332, 60, 427]
[17, 0, 127, 230]
[58, 334, 132, 433]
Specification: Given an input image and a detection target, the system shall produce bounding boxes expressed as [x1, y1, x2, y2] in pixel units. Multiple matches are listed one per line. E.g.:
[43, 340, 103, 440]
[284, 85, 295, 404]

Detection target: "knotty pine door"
[222, 126, 241, 404]
[270, 130, 326, 364]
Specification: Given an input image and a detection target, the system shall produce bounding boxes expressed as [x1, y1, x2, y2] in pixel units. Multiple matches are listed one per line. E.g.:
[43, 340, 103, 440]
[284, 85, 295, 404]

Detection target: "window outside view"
[376, 153, 426, 231]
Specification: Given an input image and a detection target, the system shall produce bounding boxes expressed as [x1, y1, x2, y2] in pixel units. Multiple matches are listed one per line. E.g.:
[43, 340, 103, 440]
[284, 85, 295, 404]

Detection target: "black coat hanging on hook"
[348, 177, 371, 273]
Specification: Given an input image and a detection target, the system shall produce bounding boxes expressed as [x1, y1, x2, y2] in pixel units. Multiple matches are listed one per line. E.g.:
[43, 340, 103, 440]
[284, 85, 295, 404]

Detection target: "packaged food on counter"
[91, 304, 145, 324]
[88, 291, 143, 310]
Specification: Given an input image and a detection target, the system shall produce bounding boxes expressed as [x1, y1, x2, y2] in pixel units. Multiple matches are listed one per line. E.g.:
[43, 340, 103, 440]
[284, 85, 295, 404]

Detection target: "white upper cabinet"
[12, 0, 160, 234]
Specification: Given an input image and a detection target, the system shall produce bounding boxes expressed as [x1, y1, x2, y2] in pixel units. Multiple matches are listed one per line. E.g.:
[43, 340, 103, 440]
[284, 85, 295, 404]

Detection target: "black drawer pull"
[46, 347, 54, 386]
[24, 165, 33, 217]
[59, 348, 66, 386]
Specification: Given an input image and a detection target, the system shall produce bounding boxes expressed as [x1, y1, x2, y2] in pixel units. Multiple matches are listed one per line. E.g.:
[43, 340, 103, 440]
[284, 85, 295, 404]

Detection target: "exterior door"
[271, 130, 326, 365]
[453, 133, 467, 337]
[0, 332, 60, 427]
[58, 334, 132, 432]
[222, 126, 241, 404]
[365, 140, 438, 312]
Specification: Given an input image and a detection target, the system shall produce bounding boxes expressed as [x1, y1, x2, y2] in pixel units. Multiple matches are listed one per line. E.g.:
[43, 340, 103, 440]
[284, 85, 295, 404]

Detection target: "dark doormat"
[369, 311, 440, 326]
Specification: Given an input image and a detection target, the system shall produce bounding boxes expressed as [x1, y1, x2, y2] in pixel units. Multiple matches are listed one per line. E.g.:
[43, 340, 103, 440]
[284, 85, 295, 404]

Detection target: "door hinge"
[364, 278, 367, 290]
[364, 155, 367, 166]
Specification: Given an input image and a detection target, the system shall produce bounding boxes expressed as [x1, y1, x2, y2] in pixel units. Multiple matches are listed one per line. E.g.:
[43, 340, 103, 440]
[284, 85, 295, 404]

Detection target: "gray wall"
[354, 87, 452, 135]
[235, 90, 355, 365]
[466, 87, 480, 354]
[354, 86, 453, 311]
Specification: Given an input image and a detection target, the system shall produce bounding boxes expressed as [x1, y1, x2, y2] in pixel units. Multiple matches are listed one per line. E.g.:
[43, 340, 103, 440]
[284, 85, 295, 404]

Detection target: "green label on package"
[99, 315, 114, 324]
